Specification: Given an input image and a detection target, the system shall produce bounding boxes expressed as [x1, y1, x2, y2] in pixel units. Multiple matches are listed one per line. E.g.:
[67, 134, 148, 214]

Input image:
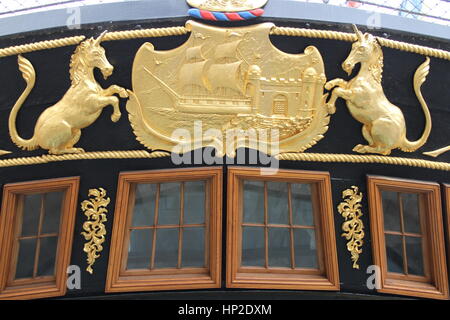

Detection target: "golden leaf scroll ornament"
[126, 20, 333, 157]
[337, 186, 364, 269]
[326, 25, 432, 156]
[9, 31, 129, 155]
[81, 188, 110, 274]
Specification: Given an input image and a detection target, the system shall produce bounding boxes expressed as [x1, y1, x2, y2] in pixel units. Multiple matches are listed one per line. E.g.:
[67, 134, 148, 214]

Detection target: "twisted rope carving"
[0, 150, 170, 168]
[0, 36, 86, 57]
[270, 26, 450, 61]
[0, 25, 447, 61]
[0, 150, 447, 171]
[276, 153, 450, 171]
[270, 26, 358, 42]
[103, 26, 189, 41]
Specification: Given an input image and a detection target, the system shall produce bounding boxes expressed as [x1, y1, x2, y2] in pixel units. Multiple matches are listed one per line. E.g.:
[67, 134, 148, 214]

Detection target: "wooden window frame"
[0, 177, 79, 300]
[106, 167, 222, 293]
[226, 167, 339, 290]
[368, 176, 449, 300]
[444, 184, 450, 274]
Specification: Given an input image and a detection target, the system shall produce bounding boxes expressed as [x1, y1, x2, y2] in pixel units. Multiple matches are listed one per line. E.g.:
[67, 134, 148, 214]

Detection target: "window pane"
[154, 228, 178, 268]
[243, 180, 264, 224]
[294, 228, 318, 269]
[184, 181, 205, 225]
[42, 191, 63, 234]
[127, 229, 153, 270]
[268, 227, 290, 267]
[385, 234, 404, 274]
[15, 238, 37, 279]
[182, 227, 205, 267]
[158, 183, 181, 225]
[131, 184, 156, 227]
[291, 183, 314, 226]
[402, 193, 421, 234]
[267, 182, 289, 225]
[406, 236, 424, 276]
[21, 194, 41, 237]
[37, 236, 58, 276]
[382, 191, 401, 232]
[241, 226, 265, 267]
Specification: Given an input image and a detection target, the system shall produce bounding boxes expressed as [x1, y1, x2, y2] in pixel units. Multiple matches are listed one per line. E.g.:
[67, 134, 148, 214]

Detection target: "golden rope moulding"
[81, 188, 110, 274]
[337, 186, 365, 269]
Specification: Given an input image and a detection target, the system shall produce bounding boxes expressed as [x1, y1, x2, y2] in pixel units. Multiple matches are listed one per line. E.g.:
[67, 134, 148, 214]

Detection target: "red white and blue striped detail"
[188, 8, 264, 21]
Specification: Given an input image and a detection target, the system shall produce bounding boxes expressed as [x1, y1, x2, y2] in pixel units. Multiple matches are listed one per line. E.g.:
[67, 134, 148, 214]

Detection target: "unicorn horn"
[352, 24, 363, 41]
[95, 30, 108, 45]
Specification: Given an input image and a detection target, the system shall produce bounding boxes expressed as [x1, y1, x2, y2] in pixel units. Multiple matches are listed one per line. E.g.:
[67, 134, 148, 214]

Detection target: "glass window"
[0, 177, 79, 299]
[227, 167, 339, 290]
[368, 176, 449, 300]
[106, 168, 222, 293]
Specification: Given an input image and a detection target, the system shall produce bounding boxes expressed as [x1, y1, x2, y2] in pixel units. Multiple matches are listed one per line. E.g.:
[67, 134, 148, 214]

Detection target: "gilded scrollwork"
[337, 186, 364, 269]
[81, 188, 110, 274]
[326, 25, 432, 156]
[8, 31, 129, 155]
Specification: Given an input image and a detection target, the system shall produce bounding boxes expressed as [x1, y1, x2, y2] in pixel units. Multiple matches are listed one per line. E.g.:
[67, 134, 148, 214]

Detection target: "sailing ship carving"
[127, 20, 332, 156]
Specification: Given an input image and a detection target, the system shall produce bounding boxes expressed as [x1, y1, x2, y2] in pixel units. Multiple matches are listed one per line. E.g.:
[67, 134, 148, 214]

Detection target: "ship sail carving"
[179, 60, 210, 92]
[207, 61, 244, 95]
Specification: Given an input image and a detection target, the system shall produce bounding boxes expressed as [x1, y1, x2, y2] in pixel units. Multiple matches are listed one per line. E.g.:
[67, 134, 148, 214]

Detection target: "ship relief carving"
[127, 21, 331, 157]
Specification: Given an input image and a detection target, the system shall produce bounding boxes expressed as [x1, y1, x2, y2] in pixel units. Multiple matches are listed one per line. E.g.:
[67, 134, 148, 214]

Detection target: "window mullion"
[177, 182, 185, 269]
[398, 193, 409, 275]
[264, 182, 268, 269]
[32, 194, 46, 278]
[287, 183, 295, 269]
[150, 184, 160, 270]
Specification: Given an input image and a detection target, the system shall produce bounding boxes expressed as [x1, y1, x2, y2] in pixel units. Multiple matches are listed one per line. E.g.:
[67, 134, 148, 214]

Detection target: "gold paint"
[81, 188, 110, 274]
[8, 32, 129, 154]
[270, 26, 450, 61]
[337, 186, 364, 269]
[276, 152, 450, 171]
[0, 26, 449, 61]
[0, 150, 446, 171]
[424, 146, 450, 158]
[187, 0, 268, 12]
[326, 25, 432, 156]
[0, 35, 86, 58]
[0, 150, 11, 156]
[127, 20, 331, 157]
[0, 150, 170, 168]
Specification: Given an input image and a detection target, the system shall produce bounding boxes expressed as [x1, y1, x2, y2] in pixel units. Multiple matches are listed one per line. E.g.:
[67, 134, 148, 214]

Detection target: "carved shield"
[127, 21, 331, 157]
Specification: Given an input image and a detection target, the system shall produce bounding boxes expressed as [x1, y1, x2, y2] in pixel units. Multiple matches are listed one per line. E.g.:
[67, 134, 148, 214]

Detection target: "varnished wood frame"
[0, 177, 79, 300]
[226, 167, 340, 291]
[368, 176, 449, 300]
[105, 167, 222, 293]
[443, 184, 450, 281]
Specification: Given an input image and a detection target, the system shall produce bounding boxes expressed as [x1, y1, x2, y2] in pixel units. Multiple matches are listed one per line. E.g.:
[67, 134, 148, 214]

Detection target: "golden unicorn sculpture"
[9, 31, 129, 154]
[325, 25, 431, 156]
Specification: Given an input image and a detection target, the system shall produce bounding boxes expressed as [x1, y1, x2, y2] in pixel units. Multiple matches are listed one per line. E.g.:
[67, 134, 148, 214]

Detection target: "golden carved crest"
[81, 188, 110, 274]
[9, 31, 129, 155]
[187, 0, 268, 11]
[337, 186, 364, 269]
[127, 21, 331, 157]
[326, 25, 432, 156]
